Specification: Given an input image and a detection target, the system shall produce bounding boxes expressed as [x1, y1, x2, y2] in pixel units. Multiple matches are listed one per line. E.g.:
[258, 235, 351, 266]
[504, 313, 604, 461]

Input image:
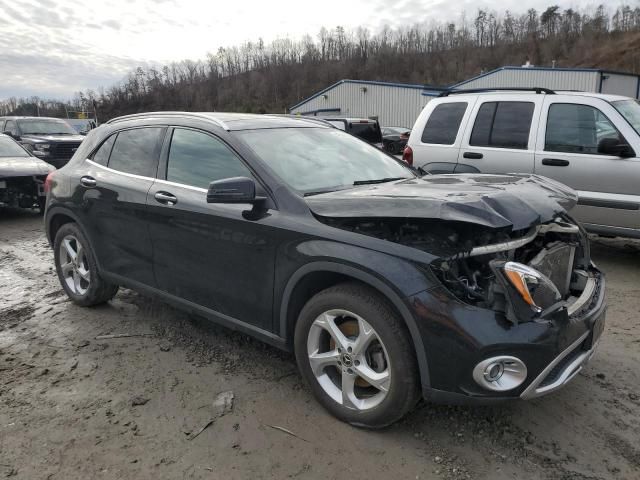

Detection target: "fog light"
[473, 356, 527, 392]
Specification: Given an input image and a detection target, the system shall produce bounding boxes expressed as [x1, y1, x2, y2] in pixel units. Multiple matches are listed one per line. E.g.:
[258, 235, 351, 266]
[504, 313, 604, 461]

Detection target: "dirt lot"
[1, 209, 639, 480]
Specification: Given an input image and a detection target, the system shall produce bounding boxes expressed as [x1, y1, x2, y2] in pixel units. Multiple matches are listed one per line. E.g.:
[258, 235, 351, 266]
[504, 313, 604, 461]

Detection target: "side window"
[545, 103, 624, 155]
[470, 102, 534, 149]
[166, 128, 252, 189]
[5, 121, 18, 136]
[91, 135, 116, 166]
[421, 102, 467, 144]
[108, 128, 164, 177]
[0, 120, 5, 131]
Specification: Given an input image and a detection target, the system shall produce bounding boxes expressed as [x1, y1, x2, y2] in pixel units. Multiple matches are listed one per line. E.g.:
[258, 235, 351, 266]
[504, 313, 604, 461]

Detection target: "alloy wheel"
[59, 235, 90, 296]
[306, 309, 391, 410]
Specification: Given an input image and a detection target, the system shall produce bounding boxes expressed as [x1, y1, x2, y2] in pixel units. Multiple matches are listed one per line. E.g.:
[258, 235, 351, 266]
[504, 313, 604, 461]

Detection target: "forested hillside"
[2, 4, 640, 120]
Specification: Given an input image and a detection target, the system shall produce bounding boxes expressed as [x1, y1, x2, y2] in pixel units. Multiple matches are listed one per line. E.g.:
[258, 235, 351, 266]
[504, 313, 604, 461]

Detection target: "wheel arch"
[280, 261, 431, 389]
[45, 207, 103, 271]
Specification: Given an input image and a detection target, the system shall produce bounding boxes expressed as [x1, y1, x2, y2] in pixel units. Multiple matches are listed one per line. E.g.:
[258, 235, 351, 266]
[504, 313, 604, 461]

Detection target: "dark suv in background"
[44, 112, 605, 428]
[0, 116, 85, 168]
[322, 117, 384, 149]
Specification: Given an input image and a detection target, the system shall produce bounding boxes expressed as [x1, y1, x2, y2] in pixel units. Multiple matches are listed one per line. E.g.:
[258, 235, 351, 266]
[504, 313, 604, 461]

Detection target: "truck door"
[534, 96, 640, 232]
[458, 95, 542, 175]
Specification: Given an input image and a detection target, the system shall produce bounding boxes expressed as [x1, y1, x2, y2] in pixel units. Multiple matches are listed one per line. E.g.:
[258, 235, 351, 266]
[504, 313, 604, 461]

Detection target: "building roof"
[451, 66, 640, 89]
[289, 79, 434, 111]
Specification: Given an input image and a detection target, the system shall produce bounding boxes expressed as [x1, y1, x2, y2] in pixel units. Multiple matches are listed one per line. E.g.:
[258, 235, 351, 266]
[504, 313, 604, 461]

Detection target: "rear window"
[348, 122, 382, 143]
[108, 128, 164, 177]
[421, 102, 467, 144]
[470, 102, 534, 149]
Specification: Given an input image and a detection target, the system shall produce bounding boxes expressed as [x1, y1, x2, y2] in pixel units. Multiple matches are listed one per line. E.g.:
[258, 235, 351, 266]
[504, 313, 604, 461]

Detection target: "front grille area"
[50, 142, 81, 160]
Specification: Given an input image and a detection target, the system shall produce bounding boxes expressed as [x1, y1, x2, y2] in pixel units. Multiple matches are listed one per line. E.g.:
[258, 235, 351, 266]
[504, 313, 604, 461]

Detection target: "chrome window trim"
[154, 178, 207, 193]
[86, 159, 155, 181]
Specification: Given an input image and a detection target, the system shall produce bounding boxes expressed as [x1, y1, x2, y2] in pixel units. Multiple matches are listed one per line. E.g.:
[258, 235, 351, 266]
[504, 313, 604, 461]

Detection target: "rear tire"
[53, 222, 118, 306]
[294, 282, 420, 428]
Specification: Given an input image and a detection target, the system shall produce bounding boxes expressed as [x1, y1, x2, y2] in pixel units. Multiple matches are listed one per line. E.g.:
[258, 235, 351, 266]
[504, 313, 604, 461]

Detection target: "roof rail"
[266, 114, 335, 127]
[106, 111, 230, 130]
[438, 87, 556, 97]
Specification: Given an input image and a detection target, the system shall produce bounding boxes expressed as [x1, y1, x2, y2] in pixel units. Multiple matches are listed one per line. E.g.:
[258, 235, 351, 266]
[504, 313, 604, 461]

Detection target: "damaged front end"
[0, 175, 48, 210]
[319, 214, 599, 326]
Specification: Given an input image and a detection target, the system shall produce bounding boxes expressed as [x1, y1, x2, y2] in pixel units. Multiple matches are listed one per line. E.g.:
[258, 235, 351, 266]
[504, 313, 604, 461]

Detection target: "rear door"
[80, 127, 165, 286]
[534, 96, 640, 231]
[458, 95, 542, 174]
[411, 99, 474, 173]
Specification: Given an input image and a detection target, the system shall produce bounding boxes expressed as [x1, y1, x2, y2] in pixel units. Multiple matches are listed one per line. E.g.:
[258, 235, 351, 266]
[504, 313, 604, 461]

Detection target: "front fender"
[278, 240, 438, 390]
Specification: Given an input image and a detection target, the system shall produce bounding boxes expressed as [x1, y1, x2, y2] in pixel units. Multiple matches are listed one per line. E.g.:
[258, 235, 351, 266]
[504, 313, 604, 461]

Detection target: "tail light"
[44, 171, 55, 193]
[402, 145, 413, 166]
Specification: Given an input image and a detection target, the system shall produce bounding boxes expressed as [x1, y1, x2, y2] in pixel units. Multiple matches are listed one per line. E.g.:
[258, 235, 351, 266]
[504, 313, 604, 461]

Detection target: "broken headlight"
[500, 261, 561, 314]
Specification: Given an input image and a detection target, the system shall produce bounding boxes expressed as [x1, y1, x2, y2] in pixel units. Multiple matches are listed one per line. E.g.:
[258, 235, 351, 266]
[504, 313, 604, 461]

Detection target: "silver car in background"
[405, 89, 640, 239]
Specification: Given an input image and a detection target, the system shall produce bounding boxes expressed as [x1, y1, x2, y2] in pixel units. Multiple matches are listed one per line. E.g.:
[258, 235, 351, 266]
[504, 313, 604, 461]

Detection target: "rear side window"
[470, 102, 534, 149]
[5, 120, 18, 136]
[348, 122, 382, 143]
[91, 135, 116, 166]
[108, 128, 164, 177]
[421, 102, 467, 144]
[166, 128, 252, 189]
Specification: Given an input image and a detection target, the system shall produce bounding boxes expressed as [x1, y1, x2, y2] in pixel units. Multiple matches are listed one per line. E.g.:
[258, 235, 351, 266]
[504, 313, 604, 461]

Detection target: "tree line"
[2, 4, 640, 120]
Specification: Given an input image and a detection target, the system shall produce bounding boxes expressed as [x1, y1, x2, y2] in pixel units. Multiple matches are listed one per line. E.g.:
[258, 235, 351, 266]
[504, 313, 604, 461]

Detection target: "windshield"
[0, 136, 29, 157]
[612, 99, 640, 135]
[18, 119, 77, 135]
[237, 127, 414, 194]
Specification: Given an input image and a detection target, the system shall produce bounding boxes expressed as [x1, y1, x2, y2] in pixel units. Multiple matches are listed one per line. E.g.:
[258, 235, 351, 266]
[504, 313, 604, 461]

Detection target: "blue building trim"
[451, 66, 640, 89]
[289, 79, 431, 111]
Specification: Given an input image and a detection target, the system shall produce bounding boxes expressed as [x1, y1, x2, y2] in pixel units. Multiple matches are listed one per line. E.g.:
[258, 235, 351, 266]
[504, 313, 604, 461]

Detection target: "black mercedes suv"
[0, 116, 84, 168]
[44, 112, 606, 427]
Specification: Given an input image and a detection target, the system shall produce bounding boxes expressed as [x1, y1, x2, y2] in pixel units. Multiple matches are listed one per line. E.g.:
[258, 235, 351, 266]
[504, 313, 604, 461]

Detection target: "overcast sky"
[0, 0, 611, 100]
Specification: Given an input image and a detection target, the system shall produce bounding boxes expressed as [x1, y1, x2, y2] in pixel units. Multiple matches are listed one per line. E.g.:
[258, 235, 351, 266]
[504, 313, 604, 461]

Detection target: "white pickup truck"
[403, 89, 640, 239]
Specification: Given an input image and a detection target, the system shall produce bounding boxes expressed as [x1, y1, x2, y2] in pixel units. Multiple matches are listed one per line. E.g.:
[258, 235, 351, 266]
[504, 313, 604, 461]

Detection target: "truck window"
[470, 102, 534, 149]
[545, 103, 624, 155]
[421, 102, 467, 145]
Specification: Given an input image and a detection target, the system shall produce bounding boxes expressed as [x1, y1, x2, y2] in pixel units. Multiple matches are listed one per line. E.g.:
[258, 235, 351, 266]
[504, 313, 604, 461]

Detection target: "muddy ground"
[0, 208, 639, 480]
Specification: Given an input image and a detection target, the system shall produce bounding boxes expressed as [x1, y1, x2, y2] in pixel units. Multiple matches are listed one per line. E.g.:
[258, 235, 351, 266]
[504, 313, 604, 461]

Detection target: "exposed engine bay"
[319, 214, 596, 324]
[0, 175, 47, 211]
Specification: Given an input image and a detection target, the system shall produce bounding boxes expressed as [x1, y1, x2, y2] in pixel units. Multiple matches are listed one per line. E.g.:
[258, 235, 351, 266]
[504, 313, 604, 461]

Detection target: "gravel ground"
[1, 208, 639, 480]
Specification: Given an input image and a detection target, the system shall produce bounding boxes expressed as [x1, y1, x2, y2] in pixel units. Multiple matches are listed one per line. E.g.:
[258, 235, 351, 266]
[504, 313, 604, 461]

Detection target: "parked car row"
[44, 112, 605, 428]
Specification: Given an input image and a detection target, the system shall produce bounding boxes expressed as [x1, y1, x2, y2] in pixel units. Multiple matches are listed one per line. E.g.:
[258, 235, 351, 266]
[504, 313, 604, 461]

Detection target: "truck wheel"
[294, 282, 420, 428]
[53, 223, 118, 306]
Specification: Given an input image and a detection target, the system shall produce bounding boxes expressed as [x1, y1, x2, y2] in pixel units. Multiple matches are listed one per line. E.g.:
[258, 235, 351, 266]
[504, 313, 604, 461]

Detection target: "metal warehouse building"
[289, 66, 640, 128]
[288, 80, 440, 128]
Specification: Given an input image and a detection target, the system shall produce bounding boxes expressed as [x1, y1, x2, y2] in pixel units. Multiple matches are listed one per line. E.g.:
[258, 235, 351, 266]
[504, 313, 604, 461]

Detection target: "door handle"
[542, 158, 570, 167]
[463, 152, 483, 159]
[154, 191, 178, 206]
[80, 176, 97, 188]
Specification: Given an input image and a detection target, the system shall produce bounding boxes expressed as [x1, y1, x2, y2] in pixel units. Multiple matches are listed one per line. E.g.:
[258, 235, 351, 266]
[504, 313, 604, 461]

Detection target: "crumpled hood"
[21, 134, 84, 143]
[306, 174, 578, 231]
[0, 156, 56, 178]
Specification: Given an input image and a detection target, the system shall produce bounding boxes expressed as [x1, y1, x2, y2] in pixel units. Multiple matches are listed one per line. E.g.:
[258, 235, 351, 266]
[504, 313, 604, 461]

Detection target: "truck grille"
[50, 142, 81, 160]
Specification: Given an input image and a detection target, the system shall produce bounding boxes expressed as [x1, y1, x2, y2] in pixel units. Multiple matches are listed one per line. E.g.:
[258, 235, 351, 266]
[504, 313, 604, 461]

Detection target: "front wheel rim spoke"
[72, 270, 82, 293]
[308, 349, 339, 375]
[77, 266, 90, 282]
[319, 314, 351, 351]
[61, 262, 73, 276]
[341, 371, 357, 408]
[355, 364, 390, 393]
[352, 317, 376, 356]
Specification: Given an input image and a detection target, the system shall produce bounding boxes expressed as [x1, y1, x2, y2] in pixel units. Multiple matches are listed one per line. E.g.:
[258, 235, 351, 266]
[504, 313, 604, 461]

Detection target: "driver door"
[534, 97, 640, 230]
[146, 127, 279, 331]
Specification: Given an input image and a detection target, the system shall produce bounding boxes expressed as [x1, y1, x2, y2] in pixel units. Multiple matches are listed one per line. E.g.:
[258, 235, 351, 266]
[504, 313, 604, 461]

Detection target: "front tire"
[53, 222, 118, 306]
[294, 282, 420, 428]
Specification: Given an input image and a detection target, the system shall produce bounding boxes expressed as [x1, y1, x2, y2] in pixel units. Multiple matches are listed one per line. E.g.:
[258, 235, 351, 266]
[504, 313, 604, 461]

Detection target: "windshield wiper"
[353, 177, 409, 186]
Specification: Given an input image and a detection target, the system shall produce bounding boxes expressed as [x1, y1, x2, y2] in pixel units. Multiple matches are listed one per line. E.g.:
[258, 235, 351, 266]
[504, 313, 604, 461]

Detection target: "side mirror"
[207, 177, 262, 204]
[598, 137, 635, 158]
